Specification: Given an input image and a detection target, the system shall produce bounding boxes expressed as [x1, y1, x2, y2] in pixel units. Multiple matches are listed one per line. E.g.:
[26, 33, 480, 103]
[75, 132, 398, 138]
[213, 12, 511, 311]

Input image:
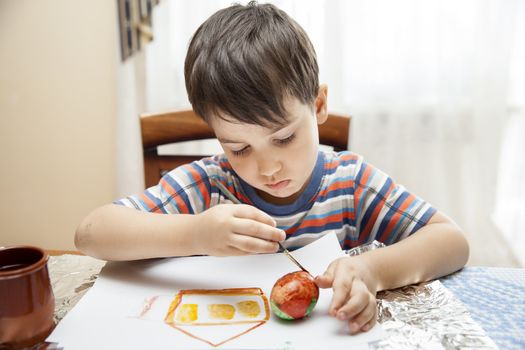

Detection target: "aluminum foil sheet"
[348, 241, 498, 349]
[371, 281, 498, 349]
[47, 255, 106, 324]
[345, 240, 386, 256]
[47, 250, 498, 349]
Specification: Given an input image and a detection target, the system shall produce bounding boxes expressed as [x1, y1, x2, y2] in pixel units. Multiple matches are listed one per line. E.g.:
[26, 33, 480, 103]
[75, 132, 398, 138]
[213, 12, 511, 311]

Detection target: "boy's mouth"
[265, 180, 290, 190]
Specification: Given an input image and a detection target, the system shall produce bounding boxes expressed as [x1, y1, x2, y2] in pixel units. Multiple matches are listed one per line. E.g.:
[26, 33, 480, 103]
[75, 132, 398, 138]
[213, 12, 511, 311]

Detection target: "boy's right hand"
[194, 204, 286, 256]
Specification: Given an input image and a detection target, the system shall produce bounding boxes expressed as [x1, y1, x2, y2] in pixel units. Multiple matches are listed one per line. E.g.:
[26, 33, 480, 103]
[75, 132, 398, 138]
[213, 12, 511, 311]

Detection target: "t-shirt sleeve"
[352, 158, 437, 245]
[114, 160, 215, 214]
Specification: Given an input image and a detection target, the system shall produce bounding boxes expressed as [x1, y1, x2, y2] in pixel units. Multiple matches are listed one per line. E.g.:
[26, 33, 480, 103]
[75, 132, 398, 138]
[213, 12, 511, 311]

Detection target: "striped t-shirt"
[116, 151, 436, 250]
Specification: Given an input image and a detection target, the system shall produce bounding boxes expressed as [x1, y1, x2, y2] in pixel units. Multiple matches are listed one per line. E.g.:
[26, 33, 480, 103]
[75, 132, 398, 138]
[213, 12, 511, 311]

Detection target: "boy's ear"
[315, 84, 328, 125]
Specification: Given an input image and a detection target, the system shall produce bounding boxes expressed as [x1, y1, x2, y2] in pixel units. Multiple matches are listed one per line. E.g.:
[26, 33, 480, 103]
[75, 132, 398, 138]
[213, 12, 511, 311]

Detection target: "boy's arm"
[316, 211, 468, 334]
[75, 204, 200, 261]
[358, 211, 469, 291]
[75, 203, 286, 261]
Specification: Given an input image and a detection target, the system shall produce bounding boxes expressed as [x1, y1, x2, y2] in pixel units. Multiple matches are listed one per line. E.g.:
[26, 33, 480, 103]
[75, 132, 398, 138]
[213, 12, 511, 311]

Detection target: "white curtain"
[492, 1, 525, 266]
[116, 0, 525, 266]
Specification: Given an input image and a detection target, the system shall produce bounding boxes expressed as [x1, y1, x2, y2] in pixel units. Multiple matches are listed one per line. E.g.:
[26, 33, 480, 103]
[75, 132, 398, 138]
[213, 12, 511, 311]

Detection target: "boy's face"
[210, 87, 328, 205]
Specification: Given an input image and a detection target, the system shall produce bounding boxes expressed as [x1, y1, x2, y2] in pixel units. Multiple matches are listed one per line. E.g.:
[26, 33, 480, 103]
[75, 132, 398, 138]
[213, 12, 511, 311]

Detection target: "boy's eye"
[229, 134, 295, 157]
[276, 133, 296, 145]
[231, 146, 250, 156]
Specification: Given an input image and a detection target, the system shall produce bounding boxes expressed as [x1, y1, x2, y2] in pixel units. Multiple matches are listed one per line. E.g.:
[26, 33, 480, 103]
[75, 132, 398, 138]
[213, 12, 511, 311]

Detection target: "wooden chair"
[141, 110, 351, 188]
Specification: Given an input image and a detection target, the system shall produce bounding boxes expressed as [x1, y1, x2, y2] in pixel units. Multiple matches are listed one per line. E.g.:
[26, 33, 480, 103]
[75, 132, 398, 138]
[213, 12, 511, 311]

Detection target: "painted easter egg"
[270, 271, 319, 320]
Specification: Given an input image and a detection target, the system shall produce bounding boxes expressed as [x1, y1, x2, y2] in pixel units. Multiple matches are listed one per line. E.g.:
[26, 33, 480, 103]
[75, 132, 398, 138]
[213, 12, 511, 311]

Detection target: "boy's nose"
[257, 157, 282, 177]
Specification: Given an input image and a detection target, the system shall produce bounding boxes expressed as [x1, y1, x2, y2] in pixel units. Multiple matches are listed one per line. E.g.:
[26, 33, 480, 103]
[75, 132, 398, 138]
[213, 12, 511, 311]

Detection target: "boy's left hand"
[315, 256, 379, 334]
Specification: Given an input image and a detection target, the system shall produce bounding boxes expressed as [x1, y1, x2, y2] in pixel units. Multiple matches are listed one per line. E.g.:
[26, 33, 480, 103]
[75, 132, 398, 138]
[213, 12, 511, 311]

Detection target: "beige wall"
[0, 1, 117, 250]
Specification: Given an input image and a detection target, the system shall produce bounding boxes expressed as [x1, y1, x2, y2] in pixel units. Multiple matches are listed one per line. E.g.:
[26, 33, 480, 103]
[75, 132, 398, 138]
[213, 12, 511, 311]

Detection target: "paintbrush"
[210, 177, 311, 275]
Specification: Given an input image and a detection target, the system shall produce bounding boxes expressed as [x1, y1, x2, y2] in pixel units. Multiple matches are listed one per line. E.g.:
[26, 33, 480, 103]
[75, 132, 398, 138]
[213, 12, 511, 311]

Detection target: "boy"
[75, 2, 469, 335]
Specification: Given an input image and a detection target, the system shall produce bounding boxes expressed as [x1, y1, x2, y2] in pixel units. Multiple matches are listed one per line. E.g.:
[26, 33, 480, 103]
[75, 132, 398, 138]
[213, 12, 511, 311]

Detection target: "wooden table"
[47, 249, 84, 256]
[45, 253, 525, 349]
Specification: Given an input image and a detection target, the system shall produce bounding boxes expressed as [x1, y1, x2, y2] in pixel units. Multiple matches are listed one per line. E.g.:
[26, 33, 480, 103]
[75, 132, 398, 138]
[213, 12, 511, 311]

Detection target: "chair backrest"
[140, 109, 351, 188]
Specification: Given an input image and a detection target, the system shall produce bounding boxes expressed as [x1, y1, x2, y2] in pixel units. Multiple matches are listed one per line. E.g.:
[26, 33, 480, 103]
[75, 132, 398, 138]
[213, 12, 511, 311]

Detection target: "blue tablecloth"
[441, 267, 525, 350]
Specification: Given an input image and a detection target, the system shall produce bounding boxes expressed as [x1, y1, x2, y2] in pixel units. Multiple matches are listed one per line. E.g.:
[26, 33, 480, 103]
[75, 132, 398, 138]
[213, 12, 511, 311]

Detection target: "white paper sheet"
[48, 232, 384, 349]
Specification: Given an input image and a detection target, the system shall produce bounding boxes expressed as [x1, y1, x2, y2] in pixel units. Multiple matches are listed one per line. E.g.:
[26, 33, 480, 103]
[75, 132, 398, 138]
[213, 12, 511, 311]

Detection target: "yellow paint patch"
[236, 300, 261, 318]
[208, 304, 236, 320]
[176, 303, 198, 323]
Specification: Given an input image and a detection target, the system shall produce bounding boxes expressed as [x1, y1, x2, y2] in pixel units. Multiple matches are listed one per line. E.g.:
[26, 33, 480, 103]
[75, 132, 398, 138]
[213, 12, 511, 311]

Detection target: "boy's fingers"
[314, 261, 337, 288]
[229, 234, 280, 254]
[233, 204, 277, 227]
[222, 246, 250, 256]
[359, 315, 377, 332]
[329, 289, 350, 317]
[233, 218, 285, 242]
[314, 275, 332, 288]
[348, 303, 377, 334]
[329, 277, 353, 317]
[335, 282, 368, 319]
[347, 300, 376, 333]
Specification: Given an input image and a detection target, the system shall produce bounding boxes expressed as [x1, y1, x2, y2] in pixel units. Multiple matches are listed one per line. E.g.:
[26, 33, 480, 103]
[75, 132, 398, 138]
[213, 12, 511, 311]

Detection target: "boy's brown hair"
[184, 1, 319, 127]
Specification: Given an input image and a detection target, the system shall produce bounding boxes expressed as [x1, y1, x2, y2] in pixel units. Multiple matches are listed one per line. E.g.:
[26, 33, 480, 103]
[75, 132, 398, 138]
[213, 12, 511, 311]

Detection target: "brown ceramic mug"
[0, 246, 55, 349]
